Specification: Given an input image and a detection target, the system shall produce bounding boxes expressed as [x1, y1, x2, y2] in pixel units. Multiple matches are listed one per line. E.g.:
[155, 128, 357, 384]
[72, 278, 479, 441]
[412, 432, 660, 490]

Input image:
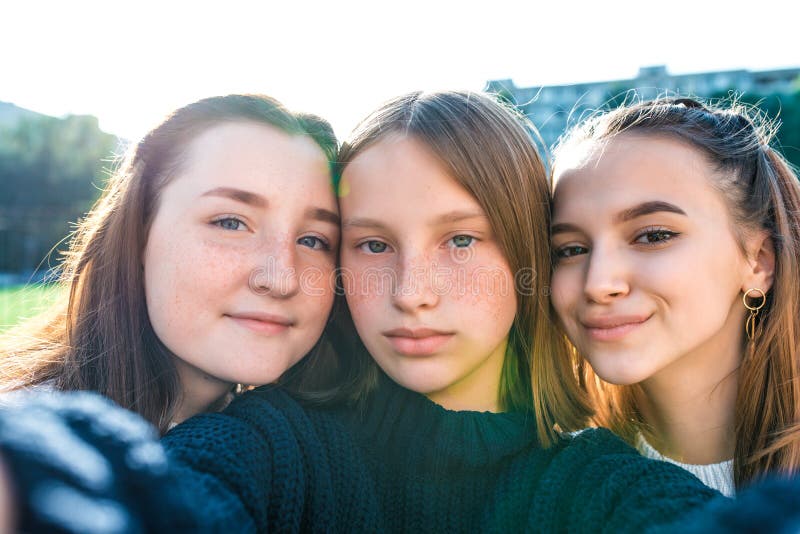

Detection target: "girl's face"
[143, 122, 339, 391]
[551, 133, 771, 388]
[340, 135, 517, 412]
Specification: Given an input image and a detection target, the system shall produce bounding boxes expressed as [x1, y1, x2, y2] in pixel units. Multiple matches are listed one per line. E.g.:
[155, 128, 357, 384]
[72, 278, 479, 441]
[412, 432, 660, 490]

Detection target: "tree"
[0, 114, 119, 273]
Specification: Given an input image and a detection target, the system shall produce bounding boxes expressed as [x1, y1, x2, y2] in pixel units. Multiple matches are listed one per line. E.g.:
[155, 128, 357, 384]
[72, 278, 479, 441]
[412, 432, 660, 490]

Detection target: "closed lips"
[382, 327, 455, 356]
[580, 315, 651, 341]
[383, 327, 453, 338]
[581, 315, 649, 329]
[226, 312, 294, 334]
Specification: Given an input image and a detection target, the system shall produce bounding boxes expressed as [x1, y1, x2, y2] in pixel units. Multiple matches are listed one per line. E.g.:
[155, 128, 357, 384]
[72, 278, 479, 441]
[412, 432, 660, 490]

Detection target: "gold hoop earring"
[743, 288, 767, 340]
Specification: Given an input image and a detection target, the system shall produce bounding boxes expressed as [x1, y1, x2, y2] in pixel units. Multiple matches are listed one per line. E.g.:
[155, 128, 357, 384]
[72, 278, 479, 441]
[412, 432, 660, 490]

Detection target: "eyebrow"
[342, 210, 487, 230]
[550, 222, 583, 236]
[200, 187, 267, 208]
[613, 201, 687, 223]
[202, 187, 339, 225]
[551, 201, 687, 236]
[432, 210, 488, 225]
[342, 217, 388, 231]
[307, 207, 340, 226]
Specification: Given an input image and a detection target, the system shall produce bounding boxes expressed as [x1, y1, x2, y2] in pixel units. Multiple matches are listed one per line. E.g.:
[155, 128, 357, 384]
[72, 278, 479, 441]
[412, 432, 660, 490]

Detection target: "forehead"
[553, 133, 726, 220]
[340, 135, 484, 222]
[168, 121, 335, 208]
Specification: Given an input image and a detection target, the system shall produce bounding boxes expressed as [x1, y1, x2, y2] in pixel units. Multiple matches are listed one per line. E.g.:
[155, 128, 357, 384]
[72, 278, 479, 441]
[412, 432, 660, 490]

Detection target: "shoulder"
[530, 427, 721, 532]
[554, 426, 642, 459]
[164, 385, 380, 528]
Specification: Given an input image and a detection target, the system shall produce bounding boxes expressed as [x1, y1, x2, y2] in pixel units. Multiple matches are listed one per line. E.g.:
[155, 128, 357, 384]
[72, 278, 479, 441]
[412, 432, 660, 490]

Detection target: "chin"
[223, 360, 294, 387]
[378, 361, 455, 396]
[590, 363, 651, 386]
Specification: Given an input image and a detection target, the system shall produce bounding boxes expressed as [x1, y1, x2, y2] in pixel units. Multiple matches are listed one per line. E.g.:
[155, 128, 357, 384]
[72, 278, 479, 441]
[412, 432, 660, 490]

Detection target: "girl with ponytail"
[550, 96, 800, 495]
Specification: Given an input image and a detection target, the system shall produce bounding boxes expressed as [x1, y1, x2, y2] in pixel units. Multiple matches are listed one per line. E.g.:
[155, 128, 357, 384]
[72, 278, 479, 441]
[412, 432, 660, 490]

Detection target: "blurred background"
[1, 0, 797, 330]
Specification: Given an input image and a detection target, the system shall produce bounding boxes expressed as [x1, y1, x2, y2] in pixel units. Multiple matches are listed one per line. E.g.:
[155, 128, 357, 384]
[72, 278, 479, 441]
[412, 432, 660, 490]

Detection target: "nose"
[391, 252, 440, 313]
[582, 243, 630, 304]
[249, 236, 300, 299]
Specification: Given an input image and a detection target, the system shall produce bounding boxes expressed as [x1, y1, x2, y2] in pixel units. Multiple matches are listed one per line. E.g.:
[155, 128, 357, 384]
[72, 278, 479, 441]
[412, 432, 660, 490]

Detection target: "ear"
[741, 231, 775, 294]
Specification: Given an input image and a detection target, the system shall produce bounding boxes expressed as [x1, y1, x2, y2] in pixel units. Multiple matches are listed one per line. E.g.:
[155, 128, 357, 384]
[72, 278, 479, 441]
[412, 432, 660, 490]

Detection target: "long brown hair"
[0, 94, 338, 433]
[334, 90, 591, 446]
[553, 97, 800, 487]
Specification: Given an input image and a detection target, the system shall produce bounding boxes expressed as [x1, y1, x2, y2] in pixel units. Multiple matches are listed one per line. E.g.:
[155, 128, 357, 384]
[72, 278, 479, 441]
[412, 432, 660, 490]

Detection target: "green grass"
[0, 284, 63, 332]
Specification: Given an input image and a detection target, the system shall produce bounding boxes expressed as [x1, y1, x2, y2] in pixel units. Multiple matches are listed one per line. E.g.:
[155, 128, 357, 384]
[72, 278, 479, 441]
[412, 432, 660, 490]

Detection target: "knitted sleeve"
[653, 474, 800, 534]
[0, 387, 381, 533]
[0, 390, 202, 533]
[531, 428, 721, 533]
[171, 387, 385, 533]
[162, 392, 310, 533]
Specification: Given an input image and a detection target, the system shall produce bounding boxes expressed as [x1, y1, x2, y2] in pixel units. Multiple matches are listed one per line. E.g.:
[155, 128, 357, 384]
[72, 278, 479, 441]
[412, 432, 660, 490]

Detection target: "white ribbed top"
[636, 433, 735, 497]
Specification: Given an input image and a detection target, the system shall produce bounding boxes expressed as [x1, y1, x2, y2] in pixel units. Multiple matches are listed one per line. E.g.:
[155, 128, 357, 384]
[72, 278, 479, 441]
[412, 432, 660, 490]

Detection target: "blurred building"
[486, 65, 800, 150]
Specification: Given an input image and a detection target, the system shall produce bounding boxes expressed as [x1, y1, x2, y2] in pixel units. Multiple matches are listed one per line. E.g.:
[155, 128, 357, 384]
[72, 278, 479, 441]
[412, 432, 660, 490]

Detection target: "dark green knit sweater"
[0, 388, 385, 533]
[5, 383, 800, 532]
[329, 374, 722, 533]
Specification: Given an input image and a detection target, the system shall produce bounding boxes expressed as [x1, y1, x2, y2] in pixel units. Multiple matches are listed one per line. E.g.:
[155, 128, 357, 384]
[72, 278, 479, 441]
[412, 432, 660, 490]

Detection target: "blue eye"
[298, 235, 330, 250]
[359, 240, 389, 254]
[213, 217, 247, 231]
[450, 235, 474, 248]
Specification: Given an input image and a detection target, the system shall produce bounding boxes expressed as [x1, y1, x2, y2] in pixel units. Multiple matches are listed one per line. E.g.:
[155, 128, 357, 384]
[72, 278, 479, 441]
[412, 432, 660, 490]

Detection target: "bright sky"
[2, 0, 797, 140]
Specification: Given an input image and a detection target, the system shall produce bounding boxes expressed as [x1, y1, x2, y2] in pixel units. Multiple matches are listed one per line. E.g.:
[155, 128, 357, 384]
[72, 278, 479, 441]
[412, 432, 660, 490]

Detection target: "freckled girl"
[0, 94, 341, 431]
[327, 90, 719, 532]
[0, 95, 383, 532]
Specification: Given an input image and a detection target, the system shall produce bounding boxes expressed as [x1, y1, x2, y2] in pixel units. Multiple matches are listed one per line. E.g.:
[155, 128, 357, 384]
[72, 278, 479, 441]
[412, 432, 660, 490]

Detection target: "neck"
[424, 339, 506, 413]
[636, 327, 743, 465]
[172, 357, 233, 425]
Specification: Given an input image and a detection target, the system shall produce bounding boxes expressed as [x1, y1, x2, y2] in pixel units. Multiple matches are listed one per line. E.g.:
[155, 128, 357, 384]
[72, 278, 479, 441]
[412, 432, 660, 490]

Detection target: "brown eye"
[635, 230, 678, 245]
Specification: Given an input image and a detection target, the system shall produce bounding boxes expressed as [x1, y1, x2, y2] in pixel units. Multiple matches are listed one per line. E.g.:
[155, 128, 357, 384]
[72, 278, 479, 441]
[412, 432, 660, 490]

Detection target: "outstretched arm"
[538, 428, 722, 533]
[0, 390, 204, 532]
[0, 387, 382, 533]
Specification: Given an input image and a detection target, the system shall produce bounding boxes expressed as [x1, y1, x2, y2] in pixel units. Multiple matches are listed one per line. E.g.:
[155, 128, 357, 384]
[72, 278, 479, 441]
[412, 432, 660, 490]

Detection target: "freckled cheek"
[442, 261, 513, 305]
[296, 259, 336, 308]
[438, 260, 517, 331]
[188, 243, 252, 291]
[145, 234, 251, 320]
[340, 263, 386, 332]
[345, 289, 376, 319]
[340, 257, 392, 303]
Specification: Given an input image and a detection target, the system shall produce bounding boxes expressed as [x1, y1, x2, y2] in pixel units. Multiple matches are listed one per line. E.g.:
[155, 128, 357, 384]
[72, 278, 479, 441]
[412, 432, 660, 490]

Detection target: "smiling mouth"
[581, 316, 651, 342]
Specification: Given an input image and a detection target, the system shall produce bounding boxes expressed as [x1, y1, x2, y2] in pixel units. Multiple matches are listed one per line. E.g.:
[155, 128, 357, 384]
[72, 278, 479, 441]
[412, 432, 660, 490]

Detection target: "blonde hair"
[336, 90, 592, 445]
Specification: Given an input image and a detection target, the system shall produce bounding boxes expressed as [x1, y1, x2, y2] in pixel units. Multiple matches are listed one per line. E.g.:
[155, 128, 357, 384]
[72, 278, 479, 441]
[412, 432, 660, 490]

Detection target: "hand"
[0, 390, 169, 532]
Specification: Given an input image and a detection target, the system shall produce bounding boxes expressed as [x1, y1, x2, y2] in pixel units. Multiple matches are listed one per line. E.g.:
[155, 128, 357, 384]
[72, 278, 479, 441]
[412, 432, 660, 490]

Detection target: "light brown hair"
[553, 97, 800, 486]
[0, 94, 338, 433]
[335, 90, 591, 445]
